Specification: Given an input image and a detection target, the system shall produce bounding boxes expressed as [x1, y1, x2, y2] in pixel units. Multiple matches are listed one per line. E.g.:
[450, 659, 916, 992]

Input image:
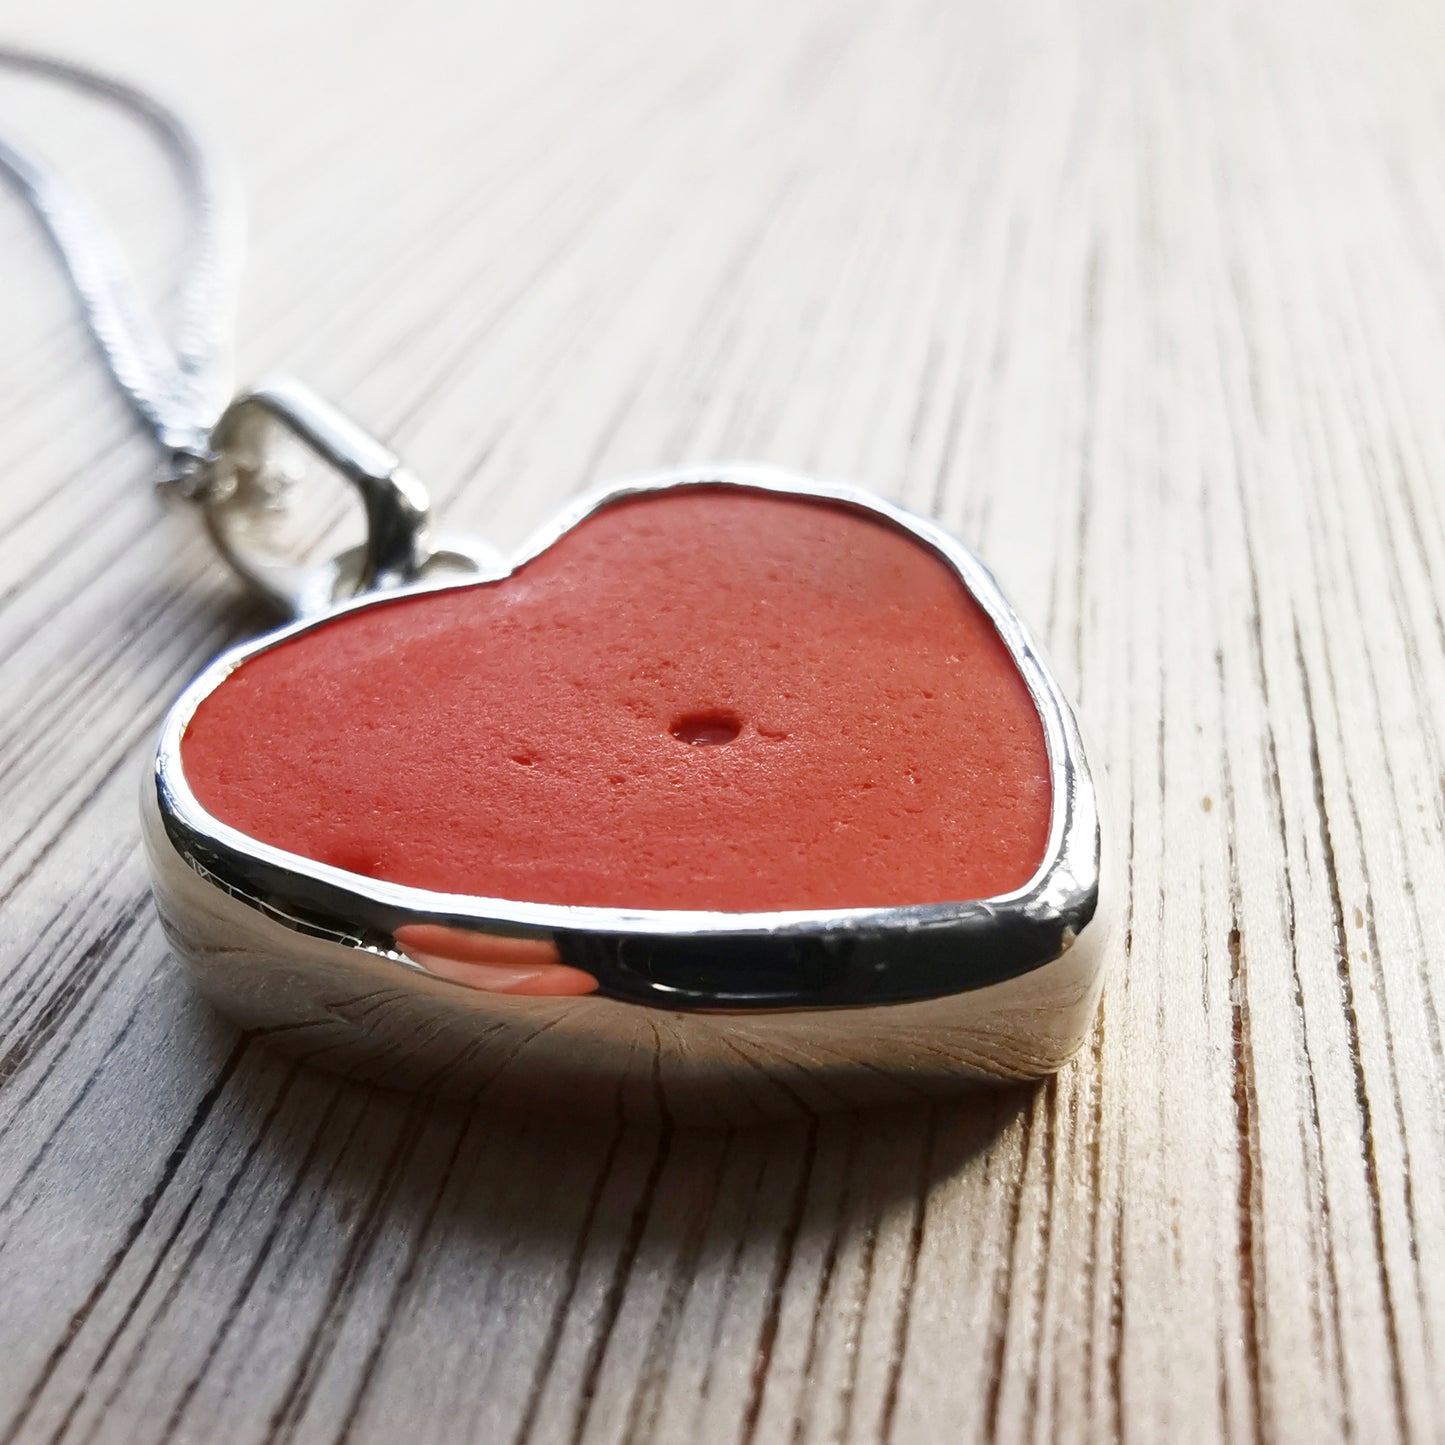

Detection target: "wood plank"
[1, 0, 1442, 1439]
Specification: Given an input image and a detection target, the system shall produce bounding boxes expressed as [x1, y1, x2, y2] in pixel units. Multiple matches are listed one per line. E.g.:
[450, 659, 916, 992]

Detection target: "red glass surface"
[182, 489, 1051, 911]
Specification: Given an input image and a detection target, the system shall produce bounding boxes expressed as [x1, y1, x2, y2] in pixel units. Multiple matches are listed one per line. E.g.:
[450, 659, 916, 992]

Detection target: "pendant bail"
[195, 376, 498, 619]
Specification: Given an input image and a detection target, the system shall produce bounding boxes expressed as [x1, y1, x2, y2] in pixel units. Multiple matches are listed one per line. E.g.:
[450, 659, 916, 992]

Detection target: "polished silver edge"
[238, 374, 403, 482]
[153, 465, 1100, 962]
[200, 375, 505, 617]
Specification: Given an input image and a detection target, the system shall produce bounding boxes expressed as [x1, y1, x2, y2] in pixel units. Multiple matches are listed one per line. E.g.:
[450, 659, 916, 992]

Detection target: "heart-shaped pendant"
[143, 381, 1103, 1115]
[0, 57, 1107, 1124]
[144, 383, 1109, 1123]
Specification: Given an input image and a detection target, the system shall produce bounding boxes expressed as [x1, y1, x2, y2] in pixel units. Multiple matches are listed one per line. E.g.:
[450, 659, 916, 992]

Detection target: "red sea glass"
[182, 488, 1051, 912]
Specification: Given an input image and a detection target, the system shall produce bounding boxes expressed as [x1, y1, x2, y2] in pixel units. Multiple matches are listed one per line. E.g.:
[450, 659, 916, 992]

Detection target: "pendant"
[144, 378, 1108, 1122]
[0, 52, 1108, 1123]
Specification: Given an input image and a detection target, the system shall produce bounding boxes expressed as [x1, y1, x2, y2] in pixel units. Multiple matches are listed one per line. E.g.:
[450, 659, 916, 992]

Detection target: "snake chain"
[0, 45, 242, 464]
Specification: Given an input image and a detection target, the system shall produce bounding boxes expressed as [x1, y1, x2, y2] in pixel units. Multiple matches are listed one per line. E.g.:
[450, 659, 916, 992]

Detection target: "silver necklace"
[0, 46, 238, 468]
[3, 51, 1108, 1121]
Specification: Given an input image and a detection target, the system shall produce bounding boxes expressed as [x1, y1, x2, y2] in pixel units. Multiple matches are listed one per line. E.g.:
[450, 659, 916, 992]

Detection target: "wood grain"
[1, 0, 1442, 1440]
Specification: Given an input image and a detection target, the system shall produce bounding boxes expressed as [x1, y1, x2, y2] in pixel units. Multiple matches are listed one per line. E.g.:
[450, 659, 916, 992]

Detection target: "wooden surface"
[1, 1, 1443, 1440]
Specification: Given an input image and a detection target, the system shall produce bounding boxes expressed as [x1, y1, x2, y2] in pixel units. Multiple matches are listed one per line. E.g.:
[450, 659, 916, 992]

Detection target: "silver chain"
[0, 49, 495, 617]
[0, 46, 243, 477]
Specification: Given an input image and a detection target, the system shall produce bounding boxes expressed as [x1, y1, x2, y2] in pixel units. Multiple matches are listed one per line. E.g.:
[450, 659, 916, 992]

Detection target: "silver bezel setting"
[146, 465, 1108, 1113]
